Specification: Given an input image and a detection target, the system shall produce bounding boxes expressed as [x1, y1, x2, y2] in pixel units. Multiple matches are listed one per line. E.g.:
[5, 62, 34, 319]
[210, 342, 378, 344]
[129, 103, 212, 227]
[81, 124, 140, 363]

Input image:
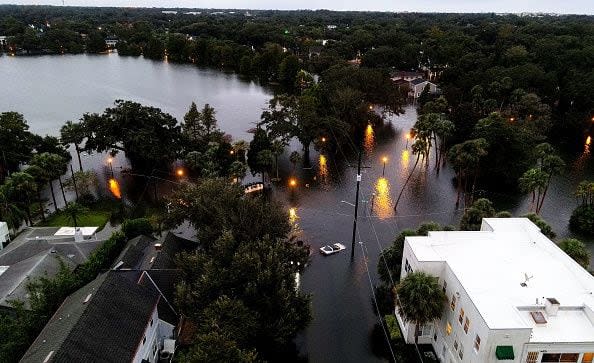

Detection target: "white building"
[409, 79, 439, 98]
[396, 218, 594, 363]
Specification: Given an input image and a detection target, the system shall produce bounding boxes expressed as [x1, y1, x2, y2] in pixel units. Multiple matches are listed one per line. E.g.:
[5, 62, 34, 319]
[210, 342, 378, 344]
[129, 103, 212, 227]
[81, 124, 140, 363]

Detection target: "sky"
[2, 0, 594, 14]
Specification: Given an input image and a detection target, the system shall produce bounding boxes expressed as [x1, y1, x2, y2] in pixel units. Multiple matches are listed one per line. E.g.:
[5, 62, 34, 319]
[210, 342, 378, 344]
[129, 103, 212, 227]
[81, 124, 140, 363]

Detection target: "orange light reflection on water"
[364, 124, 375, 155]
[108, 178, 122, 199]
[373, 177, 394, 220]
[318, 154, 329, 184]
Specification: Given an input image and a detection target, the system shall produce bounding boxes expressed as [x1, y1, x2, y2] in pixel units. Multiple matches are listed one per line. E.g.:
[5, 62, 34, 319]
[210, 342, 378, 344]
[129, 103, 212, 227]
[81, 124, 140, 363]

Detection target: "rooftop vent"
[545, 297, 560, 317]
[530, 311, 547, 324]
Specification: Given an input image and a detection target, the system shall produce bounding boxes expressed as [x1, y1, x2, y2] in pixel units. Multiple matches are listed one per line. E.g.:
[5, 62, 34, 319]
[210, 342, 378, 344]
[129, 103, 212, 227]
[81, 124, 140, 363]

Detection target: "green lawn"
[37, 210, 111, 230]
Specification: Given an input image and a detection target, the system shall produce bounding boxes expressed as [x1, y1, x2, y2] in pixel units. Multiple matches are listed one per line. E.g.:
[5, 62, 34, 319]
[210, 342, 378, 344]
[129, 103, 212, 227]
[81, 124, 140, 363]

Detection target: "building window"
[464, 317, 470, 333]
[150, 318, 153, 326]
[473, 335, 481, 352]
[404, 259, 412, 274]
[583, 353, 594, 363]
[445, 322, 452, 335]
[142, 336, 146, 345]
[526, 352, 538, 363]
[458, 308, 464, 325]
[541, 353, 580, 362]
[434, 332, 437, 341]
[419, 324, 432, 337]
[450, 294, 457, 311]
[442, 280, 447, 293]
[459, 344, 464, 360]
[453, 338, 459, 351]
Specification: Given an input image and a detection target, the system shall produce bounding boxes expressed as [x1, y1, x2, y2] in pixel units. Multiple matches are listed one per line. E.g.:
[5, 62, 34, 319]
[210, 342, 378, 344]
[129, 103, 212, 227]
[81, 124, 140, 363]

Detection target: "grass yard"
[37, 210, 111, 230]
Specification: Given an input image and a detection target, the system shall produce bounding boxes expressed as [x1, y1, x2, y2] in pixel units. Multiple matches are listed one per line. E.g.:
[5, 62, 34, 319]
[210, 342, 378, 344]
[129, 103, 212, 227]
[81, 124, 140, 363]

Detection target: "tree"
[86, 30, 106, 53]
[394, 138, 428, 211]
[247, 128, 272, 178]
[62, 202, 89, 228]
[519, 168, 548, 213]
[270, 139, 285, 180]
[121, 218, 153, 239]
[447, 138, 489, 208]
[533, 143, 565, 214]
[278, 54, 300, 87]
[64, 170, 99, 200]
[178, 332, 259, 363]
[256, 150, 274, 184]
[523, 213, 556, 239]
[229, 160, 247, 183]
[0, 112, 35, 180]
[81, 100, 182, 171]
[395, 271, 446, 344]
[60, 120, 85, 171]
[0, 183, 25, 233]
[5, 171, 37, 225]
[30, 153, 68, 212]
[559, 238, 590, 269]
[459, 198, 496, 231]
[289, 151, 301, 173]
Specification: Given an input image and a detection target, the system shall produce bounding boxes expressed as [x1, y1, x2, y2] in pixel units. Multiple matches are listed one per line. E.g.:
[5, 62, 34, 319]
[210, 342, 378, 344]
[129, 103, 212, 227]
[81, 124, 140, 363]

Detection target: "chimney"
[545, 298, 560, 317]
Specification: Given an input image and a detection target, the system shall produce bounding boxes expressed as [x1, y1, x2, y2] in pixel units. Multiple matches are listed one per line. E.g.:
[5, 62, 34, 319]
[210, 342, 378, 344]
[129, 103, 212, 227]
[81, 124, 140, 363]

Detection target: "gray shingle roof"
[21, 271, 160, 363]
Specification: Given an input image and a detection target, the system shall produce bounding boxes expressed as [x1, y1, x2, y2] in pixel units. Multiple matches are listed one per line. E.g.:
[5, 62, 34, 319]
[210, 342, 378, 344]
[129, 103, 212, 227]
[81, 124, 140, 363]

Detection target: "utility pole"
[350, 150, 362, 261]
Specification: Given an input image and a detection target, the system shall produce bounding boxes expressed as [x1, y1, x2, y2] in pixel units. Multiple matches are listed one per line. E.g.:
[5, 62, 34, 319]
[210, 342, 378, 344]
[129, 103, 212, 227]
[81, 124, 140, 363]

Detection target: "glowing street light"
[107, 157, 114, 177]
[176, 168, 184, 177]
[587, 136, 592, 146]
[405, 132, 411, 147]
[382, 156, 388, 176]
[289, 178, 297, 188]
[321, 137, 326, 142]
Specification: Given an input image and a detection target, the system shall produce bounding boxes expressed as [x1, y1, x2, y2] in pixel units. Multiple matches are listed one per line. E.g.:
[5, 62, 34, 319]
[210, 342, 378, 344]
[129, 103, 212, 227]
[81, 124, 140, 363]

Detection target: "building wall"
[518, 342, 594, 363]
[132, 306, 160, 363]
[399, 238, 533, 363]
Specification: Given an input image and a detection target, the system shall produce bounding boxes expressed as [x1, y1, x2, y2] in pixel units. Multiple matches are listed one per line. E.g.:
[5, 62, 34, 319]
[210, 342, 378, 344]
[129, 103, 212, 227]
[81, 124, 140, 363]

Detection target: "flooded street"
[1, 54, 593, 362]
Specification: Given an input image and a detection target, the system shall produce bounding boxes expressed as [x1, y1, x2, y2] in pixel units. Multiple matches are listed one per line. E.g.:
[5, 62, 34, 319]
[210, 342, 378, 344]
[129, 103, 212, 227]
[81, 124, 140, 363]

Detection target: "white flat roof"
[54, 227, 98, 236]
[406, 218, 594, 342]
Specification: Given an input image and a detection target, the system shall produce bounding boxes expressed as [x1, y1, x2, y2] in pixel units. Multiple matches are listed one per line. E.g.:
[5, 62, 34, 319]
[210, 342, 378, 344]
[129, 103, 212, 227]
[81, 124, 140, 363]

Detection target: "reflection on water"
[372, 177, 394, 220]
[364, 124, 375, 155]
[318, 154, 329, 185]
[400, 149, 410, 171]
[108, 178, 122, 199]
[289, 207, 299, 223]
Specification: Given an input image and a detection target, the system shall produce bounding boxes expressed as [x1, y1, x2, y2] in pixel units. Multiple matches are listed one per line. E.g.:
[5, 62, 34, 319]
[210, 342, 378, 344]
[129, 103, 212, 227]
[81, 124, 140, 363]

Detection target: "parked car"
[320, 243, 346, 255]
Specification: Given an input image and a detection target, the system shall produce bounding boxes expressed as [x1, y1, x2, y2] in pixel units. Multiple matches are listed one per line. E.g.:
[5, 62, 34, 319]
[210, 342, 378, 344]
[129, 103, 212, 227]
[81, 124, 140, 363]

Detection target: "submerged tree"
[447, 138, 489, 208]
[394, 138, 428, 211]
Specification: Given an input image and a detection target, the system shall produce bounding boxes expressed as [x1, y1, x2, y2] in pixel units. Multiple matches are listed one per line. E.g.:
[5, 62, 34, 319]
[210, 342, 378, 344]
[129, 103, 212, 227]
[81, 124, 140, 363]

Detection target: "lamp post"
[382, 156, 388, 177]
[107, 157, 114, 178]
[405, 132, 411, 148]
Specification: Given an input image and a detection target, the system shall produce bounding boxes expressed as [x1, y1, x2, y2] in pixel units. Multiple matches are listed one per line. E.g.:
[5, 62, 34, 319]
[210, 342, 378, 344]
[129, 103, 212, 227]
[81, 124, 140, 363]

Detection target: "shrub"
[569, 205, 594, 237]
[559, 238, 591, 269]
[384, 314, 402, 340]
[523, 213, 556, 239]
[121, 218, 153, 239]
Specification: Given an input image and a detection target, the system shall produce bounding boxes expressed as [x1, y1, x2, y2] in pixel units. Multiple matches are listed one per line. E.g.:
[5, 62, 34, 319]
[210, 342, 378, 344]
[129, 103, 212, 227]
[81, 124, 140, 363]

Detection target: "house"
[390, 70, 425, 82]
[20, 270, 177, 363]
[161, 10, 178, 15]
[308, 45, 323, 58]
[409, 79, 439, 98]
[0, 227, 103, 308]
[396, 218, 594, 363]
[105, 37, 118, 48]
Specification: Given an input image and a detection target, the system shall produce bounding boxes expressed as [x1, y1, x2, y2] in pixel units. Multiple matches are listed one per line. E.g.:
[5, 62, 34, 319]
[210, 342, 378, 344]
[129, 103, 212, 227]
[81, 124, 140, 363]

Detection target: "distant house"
[409, 79, 439, 99]
[105, 37, 118, 48]
[326, 25, 337, 30]
[161, 10, 178, 15]
[390, 70, 425, 82]
[0, 36, 7, 47]
[0, 227, 103, 309]
[308, 45, 323, 58]
[20, 270, 177, 363]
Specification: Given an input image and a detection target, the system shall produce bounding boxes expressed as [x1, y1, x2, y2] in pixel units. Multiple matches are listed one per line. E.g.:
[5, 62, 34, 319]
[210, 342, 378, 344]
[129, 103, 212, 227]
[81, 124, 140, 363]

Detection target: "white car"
[320, 243, 346, 255]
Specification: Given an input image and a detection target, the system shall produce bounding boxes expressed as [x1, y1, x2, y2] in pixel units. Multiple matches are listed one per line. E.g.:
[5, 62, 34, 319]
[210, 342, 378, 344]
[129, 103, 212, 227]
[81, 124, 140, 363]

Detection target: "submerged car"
[320, 243, 346, 255]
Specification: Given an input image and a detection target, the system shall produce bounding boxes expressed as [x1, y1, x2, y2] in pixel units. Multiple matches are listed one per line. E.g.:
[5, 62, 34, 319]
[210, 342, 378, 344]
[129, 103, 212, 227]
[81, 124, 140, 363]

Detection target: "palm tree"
[62, 202, 89, 228]
[271, 139, 285, 181]
[289, 151, 302, 173]
[395, 271, 446, 344]
[60, 120, 86, 171]
[30, 153, 67, 212]
[229, 161, 247, 184]
[536, 154, 564, 214]
[394, 138, 428, 211]
[0, 183, 25, 232]
[447, 138, 488, 208]
[519, 168, 547, 212]
[5, 171, 37, 225]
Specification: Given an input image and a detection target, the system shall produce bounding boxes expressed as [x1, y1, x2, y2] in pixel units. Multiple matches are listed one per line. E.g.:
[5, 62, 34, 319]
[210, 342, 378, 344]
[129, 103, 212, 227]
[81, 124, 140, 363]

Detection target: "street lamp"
[321, 137, 326, 142]
[176, 168, 184, 177]
[382, 156, 388, 177]
[107, 157, 114, 178]
[289, 178, 297, 188]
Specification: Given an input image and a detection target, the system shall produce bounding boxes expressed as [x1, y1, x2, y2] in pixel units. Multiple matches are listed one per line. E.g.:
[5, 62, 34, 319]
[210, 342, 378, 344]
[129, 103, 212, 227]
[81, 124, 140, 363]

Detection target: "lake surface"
[1, 54, 593, 363]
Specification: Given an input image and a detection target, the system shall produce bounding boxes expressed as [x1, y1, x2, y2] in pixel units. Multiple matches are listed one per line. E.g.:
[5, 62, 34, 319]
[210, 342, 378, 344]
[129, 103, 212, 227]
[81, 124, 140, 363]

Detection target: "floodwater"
[1, 54, 593, 363]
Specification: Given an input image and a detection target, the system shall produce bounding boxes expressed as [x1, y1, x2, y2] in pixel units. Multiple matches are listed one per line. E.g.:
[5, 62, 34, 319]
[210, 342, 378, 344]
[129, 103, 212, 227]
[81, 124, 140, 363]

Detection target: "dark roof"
[113, 235, 156, 270]
[410, 78, 428, 86]
[392, 79, 410, 87]
[390, 70, 424, 78]
[21, 271, 161, 363]
[152, 232, 197, 270]
[0, 251, 77, 308]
